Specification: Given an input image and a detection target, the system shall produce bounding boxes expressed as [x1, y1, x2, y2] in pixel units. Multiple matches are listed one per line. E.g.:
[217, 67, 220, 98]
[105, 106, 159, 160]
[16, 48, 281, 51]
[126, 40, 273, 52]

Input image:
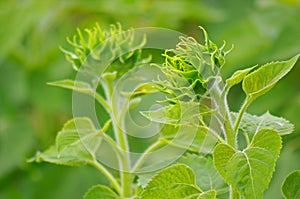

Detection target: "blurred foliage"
[0, 0, 299, 198]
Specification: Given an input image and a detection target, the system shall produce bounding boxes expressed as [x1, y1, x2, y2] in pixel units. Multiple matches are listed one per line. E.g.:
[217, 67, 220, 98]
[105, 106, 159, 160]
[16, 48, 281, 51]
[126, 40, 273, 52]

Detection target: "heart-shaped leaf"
[213, 129, 282, 199]
[281, 170, 300, 199]
[178, 154, 228, 195]
[30, 118, 105, 166]
[140, 164, 216, 199]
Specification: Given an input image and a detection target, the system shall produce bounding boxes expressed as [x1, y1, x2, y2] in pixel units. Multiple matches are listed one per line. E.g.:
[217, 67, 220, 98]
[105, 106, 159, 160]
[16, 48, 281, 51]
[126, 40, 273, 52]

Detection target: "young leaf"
[122, 83, 158, 99]
[281, 170, 300, 199]
[178, 154, 228, 195]
[141, 101, 217, 153]
[213, 129, 282, 199]
[84, 185, 118, 199]
[225, 65, 256, 88]
[140, 164, 216, 199]
[48, 79, 110, 111]
[30, 118, 104, 166]
[242, 54, 299, 100]
[48, 79, 94, 94]
[141, 101, 213, 124]
[140, 104, 179, 124]
[231, 111, 294, 136]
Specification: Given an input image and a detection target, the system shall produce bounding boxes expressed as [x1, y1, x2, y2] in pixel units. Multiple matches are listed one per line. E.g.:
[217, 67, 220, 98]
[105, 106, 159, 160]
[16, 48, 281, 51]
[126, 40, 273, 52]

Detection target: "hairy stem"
[242, 131, 250, 146]
[233, 96, 251, 136]
[112, 95, 133, 197]
[101, 78, 132, 197]
[210, 79, 235, 146]
[112, 117, 131, 197]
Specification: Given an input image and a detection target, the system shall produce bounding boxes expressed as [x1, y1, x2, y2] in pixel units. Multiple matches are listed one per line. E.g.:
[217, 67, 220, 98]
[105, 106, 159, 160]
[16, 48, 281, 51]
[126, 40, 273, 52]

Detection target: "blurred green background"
[0, 0, 299, 198]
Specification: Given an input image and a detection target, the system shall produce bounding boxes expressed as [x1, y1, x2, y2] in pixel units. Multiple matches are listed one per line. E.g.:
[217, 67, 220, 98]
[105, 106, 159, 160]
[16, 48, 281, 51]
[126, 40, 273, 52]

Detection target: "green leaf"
[140, 105, 179, 124]
[48, 79, 94, 94]
[141, 101, 217, 153]
[140, 164, 216, 199]
[178, 154, 228, 194]
[30, 118, 104, 166]
[141, 101, 213, 124]
[281, 170, 300, 199]
[242, 54, 299, 100]
[84, 185, 118, 199]
[48, 79, 110, 110]
[192, 190, 217, 199]
[122, 83, 158, 99]
[231, 111, 294, 136]
[213, 129, 282, 199]
[213, 144, 236, 178]
[225, 65, 256, 88]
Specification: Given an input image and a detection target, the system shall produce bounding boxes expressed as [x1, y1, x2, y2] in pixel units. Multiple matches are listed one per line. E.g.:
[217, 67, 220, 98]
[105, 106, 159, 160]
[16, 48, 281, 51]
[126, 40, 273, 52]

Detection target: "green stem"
[131, 139, 165, 173]
[242, 131, 250, 146]
[121, 171, 132, 198]
[162, 139, 199, 153]
[224, 118, 235, 147]
[94, 92, 111, 112]
[212, 81, 235, 147]
[112, 98, 132, 197]
[112, 117, 131, 197]
[99, 76, 133, 197]
[101, 131, 124, 157]
[101, 78, 132, 197]
[89, 160, 121, 195]
[118, 98, 130, 127]
[233, 96, 252, 136]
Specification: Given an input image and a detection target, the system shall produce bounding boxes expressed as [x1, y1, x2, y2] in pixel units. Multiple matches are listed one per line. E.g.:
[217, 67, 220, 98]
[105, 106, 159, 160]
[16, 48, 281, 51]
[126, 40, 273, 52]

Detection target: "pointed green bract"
[61, 23, 146, 72]
[213, 129, 282, 199]
[242, 54, 299, 100]
[84, 185, 118, 199]
[282, 170, 300, 199]
[30, 118, 104, 166]
[178, 154, 228, 194]
[140, 164, 216, 199]
[155, 27, 231, 104]
[231, 111, 294, 136]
